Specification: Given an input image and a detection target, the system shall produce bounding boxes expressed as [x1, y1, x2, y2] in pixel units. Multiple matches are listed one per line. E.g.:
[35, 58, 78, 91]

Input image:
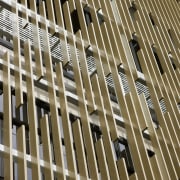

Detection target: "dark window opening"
[71, 10, 81, 34]
[149, 108, 159, 128]
[168, 29, 175, 46]
[149, 13, 155, 26]
[147, 149, 155, 157]
[69, 113, 78, 123]
[0, 156, 4, 179]
[84, 6, 92, 26]
[152, 47, 164, 74]
[168, 54, 176, 70]
[90, 123, 102, 143]
[97, 9, 104, 25]
[177, 102, 180, 111]
[129, 3, 137, 21]
[60, 0, 67, 5]
[25, 129, 30, 154]
[114, 138, 134, 175]
[129, 39, 143, 73]
[11, 94, 28, 123]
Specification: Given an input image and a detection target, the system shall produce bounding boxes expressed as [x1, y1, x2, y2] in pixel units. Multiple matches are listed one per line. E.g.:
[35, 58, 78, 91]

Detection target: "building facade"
[0, 0, 179, 179]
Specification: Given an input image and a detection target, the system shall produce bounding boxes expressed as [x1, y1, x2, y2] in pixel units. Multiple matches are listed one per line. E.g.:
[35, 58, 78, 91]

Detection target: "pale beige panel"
[140, 95, 178, 179]
[67, 35, 99, 180]
[3, 52, 13, 180]
[135, 34, 163, 99]
[106, 1, 135, 65]
[129, 173, 138, 180]
[91, 73, 119, 180]
[53, 0, 64, 27]
[39, 2, 66, 179]
[135, 74, 172, 180]
[29, 0, 44, 80]
[156, 128, 178, 179]
[17, 125, 27, 180]
[116, 0, 136, 40]
[63, 2, 74, 32]
[75, 32, 96, 113]
[138, 45, 179, 142]
[98, 1, 122, 66]
[149, 155, 163, 180]
[44, 0, 55, 23]
[150, 28, 180, 97]
[161, 73, 180, 139]
[170, 0, 180, 25]
[75, 0, 90, 45]
[148, 0, 180, 48]
[101, 18, 148, 131]
[111, 2, 139, 79]
[94, 0, 101, 10]
[51, 0, 70, 67]
[108, 1, 135, 66]
[117, 158, 129, 180]
[24, 40, 41, 180]
[72, 119, 89, 179]
[59, 32, 70, 66]
[138, 1, 172, 50]
[20, 0, 28, 22]
[87, 23, 119, 141]
[134, 24, 165, 100]
[44, 0, 56, 34]
[87, 0, 111, 75]
[132, 2, 154, 45]
[157, 0, 180, 36]
[115, 0, 134, 41]
[56, 62, 78, 179]
[163, 112, 180, 176]
[68, 0, 76, 12]
[125, 93, 154, 179]
[95, 139, 110, 180]
[40, 115, 54, 180]
[12, 2, 23, 107]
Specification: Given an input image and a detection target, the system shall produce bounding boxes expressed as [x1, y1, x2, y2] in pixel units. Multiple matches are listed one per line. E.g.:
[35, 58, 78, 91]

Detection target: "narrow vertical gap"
[71, 10, 81, 33]
[129, 2, 137, 21]
[152, 47, 164, 74]
[168, 53, 176, 70]
[149, 13, 156, 26]
[114, 138, 135, 175]
[84, 6, 92, 27]
[129, 38, 143, 73]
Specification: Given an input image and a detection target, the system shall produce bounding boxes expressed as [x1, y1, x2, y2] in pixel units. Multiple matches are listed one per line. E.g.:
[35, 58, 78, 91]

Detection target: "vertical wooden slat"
[56, 62, 77, 179]
[117, 159, 129, 180]
[3, 52, 13, 180]
[91, 73, 119, 180]
[29, 0, 44, 80]
[12, 1, 23, 107]
[68, 37, 99, 180]
[24, 40, 41, 180]
[72, 119, 89, 179]
[40, 115, 54, 180]
[95, 139, 110, 180]
[39, 2, 66, 179]
[17, 125, 27, 180]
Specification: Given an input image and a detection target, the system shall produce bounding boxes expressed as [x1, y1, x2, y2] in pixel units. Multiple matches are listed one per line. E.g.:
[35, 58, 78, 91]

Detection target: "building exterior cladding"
[0, 0, 179, 179]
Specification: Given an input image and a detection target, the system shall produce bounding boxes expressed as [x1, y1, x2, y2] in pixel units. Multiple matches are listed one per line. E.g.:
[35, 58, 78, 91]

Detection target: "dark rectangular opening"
[71, 10, 81, 33]
[114, 138, 134, 175]
[129, 39, 143, 73]
[90, 123, 102, 143]
[152, 48, 164, 74]
[97, 9, 104, 25]
[149, 13, 155, 26]
[84, 6, 92, 26]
